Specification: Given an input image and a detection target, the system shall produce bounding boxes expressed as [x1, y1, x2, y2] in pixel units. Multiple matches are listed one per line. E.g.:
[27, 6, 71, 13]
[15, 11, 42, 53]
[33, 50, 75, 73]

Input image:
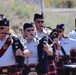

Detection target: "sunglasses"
[36, 20, 44, 23]
[58, 30, 63, 33]
[0, 27, 4, 30]
[26, 29, 34, 32]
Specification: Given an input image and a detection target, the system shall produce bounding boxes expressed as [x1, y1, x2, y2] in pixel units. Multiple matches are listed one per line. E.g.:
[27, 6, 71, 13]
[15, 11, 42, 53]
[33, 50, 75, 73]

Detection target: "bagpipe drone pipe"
[33, 28, 59, 73]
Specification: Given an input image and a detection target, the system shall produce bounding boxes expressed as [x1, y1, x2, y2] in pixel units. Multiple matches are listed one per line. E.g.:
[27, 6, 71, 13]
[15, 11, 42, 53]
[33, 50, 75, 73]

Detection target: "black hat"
[33, 13, 43, 21]
[0, 18, 9, 27]
[23, 23, 34, 30]
[56, 23, 65, 30]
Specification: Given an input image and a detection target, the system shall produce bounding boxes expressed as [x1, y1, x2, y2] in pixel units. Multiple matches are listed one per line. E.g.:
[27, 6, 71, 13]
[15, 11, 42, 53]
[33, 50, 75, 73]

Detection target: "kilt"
[0, 65, 22, 75]
[22, 64, 42, 75]
[55, 56, 69, 75]
[70, 49, 76, 64]
[48, 60, 57, 75]
[70, 57, 76, 63]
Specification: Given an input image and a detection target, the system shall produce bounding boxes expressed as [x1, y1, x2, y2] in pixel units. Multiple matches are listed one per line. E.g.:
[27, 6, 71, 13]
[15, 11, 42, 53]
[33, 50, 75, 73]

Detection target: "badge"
[28, 72, 38, 75]
[5, 22, 7, 24]
[8, 38, 11, 41]
[3, 44, 8, 49]
[2, 69, 8, 73]
[63, 42, 68, 44]
[15, 46, 18, 49]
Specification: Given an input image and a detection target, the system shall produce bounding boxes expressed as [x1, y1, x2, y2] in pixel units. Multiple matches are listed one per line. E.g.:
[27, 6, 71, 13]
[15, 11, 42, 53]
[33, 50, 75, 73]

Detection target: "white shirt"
[68, 30, 76, 39]
[56, 37, 76, 55]
[38, 28, 47, 40]
[24, 38, 38, 65]
[0, 35, 15, 67]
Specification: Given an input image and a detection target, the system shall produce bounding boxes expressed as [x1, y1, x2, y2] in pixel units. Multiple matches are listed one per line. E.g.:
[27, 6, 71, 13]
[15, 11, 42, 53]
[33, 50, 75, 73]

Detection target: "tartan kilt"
[70, 57, 76, 63]
[48, 60, 57, 75]
[55, 58, 69, 75]
[70, 49, 76, 64]
[0, 65, 22, 75]
[22, 64, 42, 75]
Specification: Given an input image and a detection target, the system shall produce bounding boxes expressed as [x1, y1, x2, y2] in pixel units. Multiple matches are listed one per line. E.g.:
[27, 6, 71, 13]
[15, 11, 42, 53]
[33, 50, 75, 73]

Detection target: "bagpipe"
[32, 28, 59, 55]
[33, 29, 58, 73]
[32, 27, 70, 62]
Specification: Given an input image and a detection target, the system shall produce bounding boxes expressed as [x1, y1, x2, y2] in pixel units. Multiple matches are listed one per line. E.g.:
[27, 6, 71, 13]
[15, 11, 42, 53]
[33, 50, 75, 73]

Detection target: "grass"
[44, 10, 76, 33]
[0, 0, 76, 34]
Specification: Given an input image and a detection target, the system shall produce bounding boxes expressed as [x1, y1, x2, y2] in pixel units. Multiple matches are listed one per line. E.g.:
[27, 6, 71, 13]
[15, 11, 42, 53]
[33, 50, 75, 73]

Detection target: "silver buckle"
[2, 68, 8, 73]
[28, 72, 38, 75]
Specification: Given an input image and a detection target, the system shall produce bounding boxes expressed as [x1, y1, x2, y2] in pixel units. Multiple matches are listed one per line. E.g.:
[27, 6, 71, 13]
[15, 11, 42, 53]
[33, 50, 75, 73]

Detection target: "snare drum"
[63, 64, 76, 75]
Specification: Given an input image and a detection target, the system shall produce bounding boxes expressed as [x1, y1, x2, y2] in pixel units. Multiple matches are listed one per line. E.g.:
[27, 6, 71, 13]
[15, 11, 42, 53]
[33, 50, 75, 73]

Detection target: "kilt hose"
[0, 65, 22, 75]
[55, 59, 69, 75]
[48, 60, 57, 75]
[22, 64, 43, 75]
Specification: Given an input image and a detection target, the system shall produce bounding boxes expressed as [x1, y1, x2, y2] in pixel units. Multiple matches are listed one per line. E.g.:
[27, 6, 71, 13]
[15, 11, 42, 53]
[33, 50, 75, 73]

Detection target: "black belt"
[59, 55, 70, 62]
[26, 64, 38, 67]
[24, 64, 39, 71]
[23, 64, 39, 75]
[0, 65, 17, 74]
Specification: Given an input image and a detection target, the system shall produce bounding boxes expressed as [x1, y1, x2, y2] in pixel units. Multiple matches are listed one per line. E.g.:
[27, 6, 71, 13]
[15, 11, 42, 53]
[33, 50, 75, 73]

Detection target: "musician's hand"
[23, 49, 33, 57]
[15, 49, 23, 56]
[53, 38, 59, 44]
[43, 44, 49, 51]
[43, 44, 53, 56]
[53, 38, 61, 50]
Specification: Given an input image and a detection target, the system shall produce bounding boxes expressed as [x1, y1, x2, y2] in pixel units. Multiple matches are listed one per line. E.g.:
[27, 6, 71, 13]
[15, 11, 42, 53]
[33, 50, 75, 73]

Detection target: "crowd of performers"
[0, 13, 76, 75]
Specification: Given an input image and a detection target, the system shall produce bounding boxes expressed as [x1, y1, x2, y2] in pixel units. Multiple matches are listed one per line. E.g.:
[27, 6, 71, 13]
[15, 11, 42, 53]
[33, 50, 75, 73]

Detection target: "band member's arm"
[43, 44, 53, 56]
[53, 38, 61, 50]
[23, 49, 33, 57]
[56, 42, 61, 50]
[15, 49, 24, 56]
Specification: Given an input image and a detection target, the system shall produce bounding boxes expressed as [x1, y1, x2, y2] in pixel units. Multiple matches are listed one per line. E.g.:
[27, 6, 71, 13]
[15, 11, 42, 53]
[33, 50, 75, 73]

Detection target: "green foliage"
[0, 1, 75, 33]
[0, 1, 40, 27]
[11, 2, 33, 19]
